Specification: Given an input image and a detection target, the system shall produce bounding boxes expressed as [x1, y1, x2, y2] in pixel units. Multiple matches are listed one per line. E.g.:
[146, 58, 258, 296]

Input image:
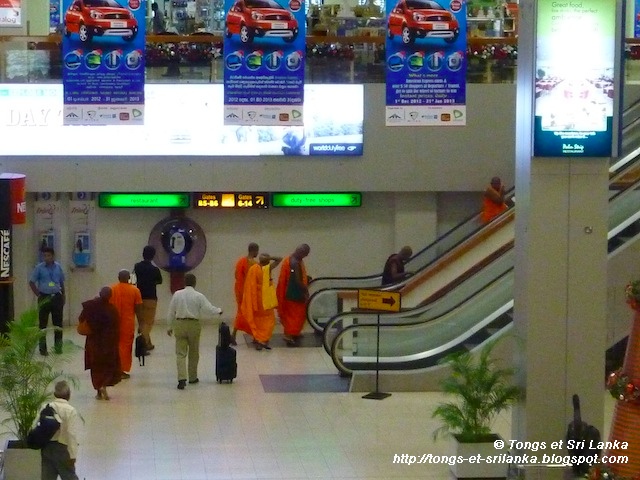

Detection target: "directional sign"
[357, 289, 401, 313]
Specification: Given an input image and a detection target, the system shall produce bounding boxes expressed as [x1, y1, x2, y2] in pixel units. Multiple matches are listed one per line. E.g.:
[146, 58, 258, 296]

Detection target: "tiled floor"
[0, 323, 614, 480]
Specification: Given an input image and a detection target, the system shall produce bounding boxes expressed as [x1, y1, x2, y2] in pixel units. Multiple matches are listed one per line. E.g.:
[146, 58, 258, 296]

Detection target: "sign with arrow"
[357, 289, 401, 313]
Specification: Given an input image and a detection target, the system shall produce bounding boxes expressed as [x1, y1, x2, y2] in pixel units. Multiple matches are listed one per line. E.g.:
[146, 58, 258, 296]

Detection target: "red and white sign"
[0, 0, 21, 26]
[0, 173, 26, 225]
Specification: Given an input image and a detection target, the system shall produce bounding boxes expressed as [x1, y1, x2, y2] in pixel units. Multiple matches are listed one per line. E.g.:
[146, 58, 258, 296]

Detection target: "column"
[512, 0, 610, 470]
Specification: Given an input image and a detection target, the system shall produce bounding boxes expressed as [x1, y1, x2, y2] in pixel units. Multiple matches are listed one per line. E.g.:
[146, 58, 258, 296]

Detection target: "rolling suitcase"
[215, 345, 237, 383]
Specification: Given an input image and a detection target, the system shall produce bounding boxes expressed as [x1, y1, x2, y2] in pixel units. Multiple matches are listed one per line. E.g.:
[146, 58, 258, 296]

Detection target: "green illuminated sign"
[271, 192, 361, 208]
[98, 193, 190, 208]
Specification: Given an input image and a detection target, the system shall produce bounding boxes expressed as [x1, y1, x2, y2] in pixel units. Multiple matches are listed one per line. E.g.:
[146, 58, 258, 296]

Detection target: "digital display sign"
[534, 0, 614, 157]
[271, 193, 362, 208]
[0, 84, 363, 157]
[193, 192, 268, 209]
[98, 193, 190, 208]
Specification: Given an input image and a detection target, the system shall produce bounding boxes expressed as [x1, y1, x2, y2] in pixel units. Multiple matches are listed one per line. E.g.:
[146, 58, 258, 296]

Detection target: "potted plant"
[432, 339, 521, 479]
[0, 309, 79, 480]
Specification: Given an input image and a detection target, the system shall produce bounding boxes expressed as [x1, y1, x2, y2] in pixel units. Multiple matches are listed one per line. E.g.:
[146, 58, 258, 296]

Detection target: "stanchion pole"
[362, 313, 391, 400]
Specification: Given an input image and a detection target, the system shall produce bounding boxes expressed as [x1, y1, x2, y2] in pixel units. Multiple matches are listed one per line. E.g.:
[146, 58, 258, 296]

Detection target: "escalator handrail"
[306, 189, 515, 331]
[322, 262, 515, 356]
[329, 301, 514, 375]
[308, 186, 516, 288]
[325, 165, 640, 374]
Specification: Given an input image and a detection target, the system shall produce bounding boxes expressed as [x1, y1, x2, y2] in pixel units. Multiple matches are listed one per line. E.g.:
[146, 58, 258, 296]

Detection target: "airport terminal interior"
[0, 322, 616, 480]
[3, 0, 640, 477]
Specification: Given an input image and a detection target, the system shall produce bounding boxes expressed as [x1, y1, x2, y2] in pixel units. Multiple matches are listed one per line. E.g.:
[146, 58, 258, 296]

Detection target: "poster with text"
[50, 0, 61, 33]
[635, 0, 640, 37]
[534, 0, 614, 157]
[62, 0, 145, 125]
[223, 0, 305, 125]
[0, 0, 21, 26]
[385, 0, 466, 126]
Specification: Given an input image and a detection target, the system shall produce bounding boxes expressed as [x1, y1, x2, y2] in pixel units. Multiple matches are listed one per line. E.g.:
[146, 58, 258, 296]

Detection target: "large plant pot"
[450, 434, 508, 479]
[3, 440, 41, 480]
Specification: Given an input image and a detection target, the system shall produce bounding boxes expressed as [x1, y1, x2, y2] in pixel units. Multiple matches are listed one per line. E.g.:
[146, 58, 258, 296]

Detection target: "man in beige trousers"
[166, 274, 222, 390]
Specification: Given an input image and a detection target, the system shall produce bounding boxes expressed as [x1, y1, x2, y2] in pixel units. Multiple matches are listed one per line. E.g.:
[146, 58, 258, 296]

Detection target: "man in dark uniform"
[133, 245, 163, 350]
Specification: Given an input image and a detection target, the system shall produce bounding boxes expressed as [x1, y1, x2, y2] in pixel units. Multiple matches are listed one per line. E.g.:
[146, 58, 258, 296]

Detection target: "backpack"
[26, 404, 60, 449]
[566, 394, 601, 475]
[135, 334, 148, 366]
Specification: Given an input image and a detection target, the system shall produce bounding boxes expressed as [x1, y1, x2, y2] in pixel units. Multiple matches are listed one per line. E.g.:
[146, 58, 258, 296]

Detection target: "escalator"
[306, 189, 515, 332]
[312, 99, 640, 378]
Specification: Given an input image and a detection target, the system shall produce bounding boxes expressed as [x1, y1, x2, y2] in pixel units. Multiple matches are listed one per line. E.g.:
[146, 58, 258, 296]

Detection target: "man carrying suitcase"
[167, 274, 223, 390]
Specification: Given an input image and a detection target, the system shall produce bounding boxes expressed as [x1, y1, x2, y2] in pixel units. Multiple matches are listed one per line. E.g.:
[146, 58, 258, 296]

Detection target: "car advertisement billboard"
[534, 0, 614, 157]
[385, 0, 466, 126]
[223, 0, 306, 126]
[61, 0, 145, 125]
[0, 83, 362, 156]
[0, 0, 20, 26]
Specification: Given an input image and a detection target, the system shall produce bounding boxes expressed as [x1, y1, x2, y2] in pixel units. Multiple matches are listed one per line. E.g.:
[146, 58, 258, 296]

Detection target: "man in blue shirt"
[29, 246, 66, 355]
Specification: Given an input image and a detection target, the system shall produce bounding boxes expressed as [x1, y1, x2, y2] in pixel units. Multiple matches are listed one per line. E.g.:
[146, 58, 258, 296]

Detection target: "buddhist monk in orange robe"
[110, 270, 142, 377]
[232, 242, 259, 345]
[481, 176, 508, 223]
[241, 253, 282, 350]
[276, 244, 310, 346]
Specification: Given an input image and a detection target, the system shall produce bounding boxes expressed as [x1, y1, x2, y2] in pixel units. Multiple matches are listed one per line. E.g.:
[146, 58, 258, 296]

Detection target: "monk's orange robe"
[276, 256, 308, 337]
[233, 256, 255, 334]
[481, 190, 507, 223]
[110, 282, 142, 373]
[241, 264, 276, 343]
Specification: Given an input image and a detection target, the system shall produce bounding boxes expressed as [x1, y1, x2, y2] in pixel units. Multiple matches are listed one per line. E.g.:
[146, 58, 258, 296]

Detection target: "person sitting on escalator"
[481, 176, 508, 223]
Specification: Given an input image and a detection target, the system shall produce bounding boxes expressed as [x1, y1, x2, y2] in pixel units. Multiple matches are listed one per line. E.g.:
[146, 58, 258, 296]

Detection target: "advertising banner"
[636, 0, 640, 37]
[0, 84, 362, 156]
[0, 178, 13, 281]
[34, 193, 62, 262]
[0, 173, 26, 225]
[62, 0, 145, 125]
[0, 0, 20, 26]
[69, 193, 95, 269]
[51, 0, 61, 33]
[223, 0, 306, 126]
[385, 0, 466, 126]
[534, 0, 614, 157]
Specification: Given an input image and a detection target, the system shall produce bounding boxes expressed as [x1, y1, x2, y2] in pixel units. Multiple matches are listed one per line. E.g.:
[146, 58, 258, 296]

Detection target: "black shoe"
[258, 342, 271, 350]
[177, 380, 186, 390]
[40, 349, 48, 356]
[54, 347, 62, 355]
[188, 378, 199, 384]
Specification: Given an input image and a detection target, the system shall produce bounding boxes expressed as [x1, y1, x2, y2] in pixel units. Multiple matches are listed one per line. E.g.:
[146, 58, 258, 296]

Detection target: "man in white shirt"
[167, 274, 223, 389]
[42, 380, 81, 480]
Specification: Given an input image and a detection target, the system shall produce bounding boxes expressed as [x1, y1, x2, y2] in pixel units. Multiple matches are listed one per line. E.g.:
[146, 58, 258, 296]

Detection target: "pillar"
[512, 0, 610, 468]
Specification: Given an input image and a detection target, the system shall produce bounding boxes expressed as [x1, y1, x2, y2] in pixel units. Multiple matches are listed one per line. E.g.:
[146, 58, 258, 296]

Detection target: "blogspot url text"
[392, 453, 629, 466]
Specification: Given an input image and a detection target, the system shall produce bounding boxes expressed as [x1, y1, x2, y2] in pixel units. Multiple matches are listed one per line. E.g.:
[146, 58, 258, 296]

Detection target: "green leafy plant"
[432, 339, 521, 443]
[0, 309, 79, 445]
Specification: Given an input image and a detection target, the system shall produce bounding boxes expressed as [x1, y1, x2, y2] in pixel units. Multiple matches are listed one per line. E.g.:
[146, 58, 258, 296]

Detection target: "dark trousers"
[41, 442, 78, 480]
[38, 294, 64, 353]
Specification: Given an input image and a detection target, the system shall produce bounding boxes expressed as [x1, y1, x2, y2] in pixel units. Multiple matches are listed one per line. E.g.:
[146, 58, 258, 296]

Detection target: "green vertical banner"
[534, 0, 615, 157]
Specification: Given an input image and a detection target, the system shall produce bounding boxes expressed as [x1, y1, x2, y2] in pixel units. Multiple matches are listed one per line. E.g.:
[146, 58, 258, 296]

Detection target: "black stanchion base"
[362, 392, 391, 400]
